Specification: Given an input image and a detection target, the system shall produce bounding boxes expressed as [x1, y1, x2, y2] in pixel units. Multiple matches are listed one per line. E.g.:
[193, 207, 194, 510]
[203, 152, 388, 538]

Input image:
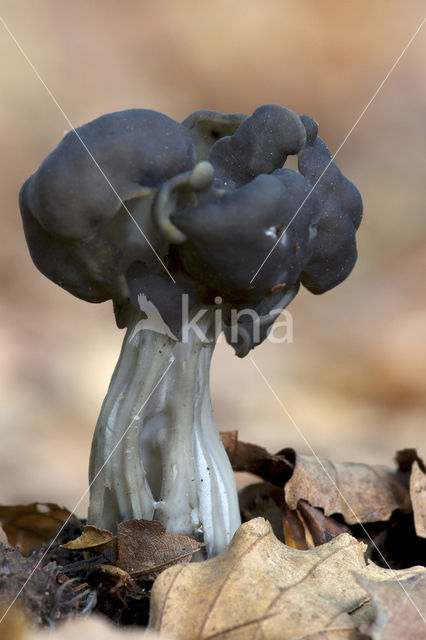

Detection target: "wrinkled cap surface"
[20, 109, 195, 302]
[172, 170, 321, 303]
[20, 104, 362, 356]
[298, 115, 363, 294]
[208, 104, 306, 188]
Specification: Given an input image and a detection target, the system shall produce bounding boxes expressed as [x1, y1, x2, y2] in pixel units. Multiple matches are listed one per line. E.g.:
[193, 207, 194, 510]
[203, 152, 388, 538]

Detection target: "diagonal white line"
[0, 15, 176, 284]
[0, 357, 175, 626]
[249, 355, 426, 625]
[250, 17, 425, 284]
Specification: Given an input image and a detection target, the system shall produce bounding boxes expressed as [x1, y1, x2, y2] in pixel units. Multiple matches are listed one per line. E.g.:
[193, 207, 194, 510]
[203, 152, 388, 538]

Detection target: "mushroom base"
[88, 310, 241, 557]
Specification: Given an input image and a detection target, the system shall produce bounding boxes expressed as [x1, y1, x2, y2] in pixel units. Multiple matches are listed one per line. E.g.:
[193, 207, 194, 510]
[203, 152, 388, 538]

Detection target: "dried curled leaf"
[149, 518, 424, 639]
[220, 430, 293, 485]
[96, 564, 136, 595]
[61, 524, 116, 554]
[0, 503, 73, 555]
[284, 451, 410, 524]
[357, 573, 426, 640]
[296, 498, 350, 547]
[117, 519, 204, 579]
[410, 461, 426, 538]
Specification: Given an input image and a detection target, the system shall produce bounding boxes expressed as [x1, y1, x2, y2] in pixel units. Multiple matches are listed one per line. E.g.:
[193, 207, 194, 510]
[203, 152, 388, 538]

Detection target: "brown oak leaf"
[0, 503, 73, 556]
[149, 517, 424, 639]
[117, 519, 204, 579]
[61, 524, 116, 554]
[220, 431, 293, 485]
[296, 499, 350, 547]
[284, 452, 410, 524]
[357, 573, 426, 639]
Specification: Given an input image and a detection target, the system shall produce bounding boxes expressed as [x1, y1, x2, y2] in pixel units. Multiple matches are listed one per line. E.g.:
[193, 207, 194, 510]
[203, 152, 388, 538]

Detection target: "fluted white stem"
[88, 310, 241, 557]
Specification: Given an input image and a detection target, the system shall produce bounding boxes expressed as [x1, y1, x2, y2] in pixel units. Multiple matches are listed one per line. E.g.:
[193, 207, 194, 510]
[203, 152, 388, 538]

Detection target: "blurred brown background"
[1, 0, 425, 517]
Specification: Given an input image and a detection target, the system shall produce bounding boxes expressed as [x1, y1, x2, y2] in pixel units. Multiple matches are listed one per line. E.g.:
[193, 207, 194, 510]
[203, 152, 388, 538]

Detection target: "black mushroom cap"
[19, 105, 362, 356]
[208, 104, 307, 188]
[170, 168, 322, 356]
[166, 106, 362, 354]
[171, 104, 316, 304]
[20, 109, 196, 303]
[298, 115, 363, 294]
[172, 170, 321, 303]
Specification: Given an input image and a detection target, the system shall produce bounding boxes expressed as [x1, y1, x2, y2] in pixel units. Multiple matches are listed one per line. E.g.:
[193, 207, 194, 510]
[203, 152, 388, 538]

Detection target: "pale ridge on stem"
[88, 310, 241, 556]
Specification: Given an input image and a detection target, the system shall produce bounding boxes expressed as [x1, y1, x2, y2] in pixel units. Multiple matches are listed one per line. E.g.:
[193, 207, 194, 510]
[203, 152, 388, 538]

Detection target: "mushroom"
[19, 104, 362, 557]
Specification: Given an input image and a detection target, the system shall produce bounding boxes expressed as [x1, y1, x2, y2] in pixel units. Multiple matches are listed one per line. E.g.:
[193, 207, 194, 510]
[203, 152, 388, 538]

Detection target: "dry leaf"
[297, 499, 350, 546]
[281, 501, 309, 550]
[285, 452, 410, 524]
[117, 519, 203, 579]
[96, 564, 136, 594]
[220, 431, 293, 485]
[357, 573, 426, 639]
[61, 524, 116, 554]
[239, 483, 349, 550]
[221, 434, 412, 529]
[0, 504, 73, 555]
[149, 517, 424, 639]
[410, 461, 426, 538]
